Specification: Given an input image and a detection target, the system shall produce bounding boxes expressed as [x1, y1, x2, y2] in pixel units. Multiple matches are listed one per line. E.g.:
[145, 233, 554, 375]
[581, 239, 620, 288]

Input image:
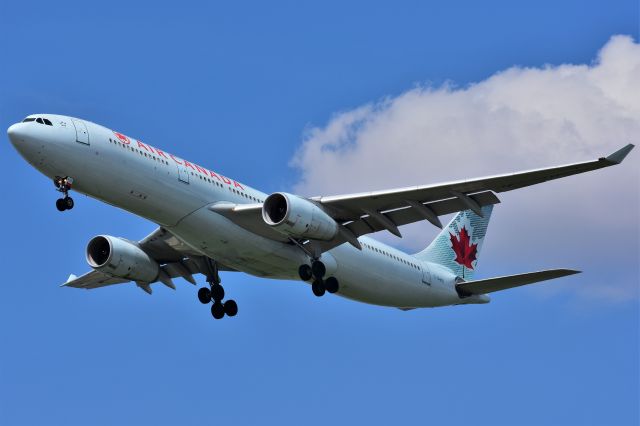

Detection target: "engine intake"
[262, 192, 338, 241]
[86, 235, 159, 282]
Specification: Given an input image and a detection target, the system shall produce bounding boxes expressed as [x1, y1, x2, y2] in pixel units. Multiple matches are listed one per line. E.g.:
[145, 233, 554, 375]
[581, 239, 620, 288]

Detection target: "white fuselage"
[8, 114, 487, 308]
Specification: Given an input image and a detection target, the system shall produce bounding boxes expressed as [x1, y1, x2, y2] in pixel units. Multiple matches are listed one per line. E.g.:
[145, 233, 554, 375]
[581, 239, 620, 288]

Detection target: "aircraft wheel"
[197, 287, 211, 304]
[65, 197, 74, 210]
[211, 302, 225, 319]
[56, 198, 66, 211]
[210, 284, 225, 301]
[311, 260, 326, 279]
[312, 280, 325, 297]
[224, 300, 238, 317]
[325, 277, 339, 294]
[298, 264, 313, 281]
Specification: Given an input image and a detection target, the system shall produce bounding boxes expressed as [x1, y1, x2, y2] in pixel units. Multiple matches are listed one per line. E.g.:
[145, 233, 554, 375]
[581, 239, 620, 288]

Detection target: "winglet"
[60, 274, 78, 287]
[605, 144, 635, 164]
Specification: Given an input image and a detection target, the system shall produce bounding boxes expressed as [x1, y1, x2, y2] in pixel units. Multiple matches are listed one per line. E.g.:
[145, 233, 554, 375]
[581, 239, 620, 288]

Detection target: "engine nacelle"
[86, 235, 159, 282]
[262, 192, 338, 240]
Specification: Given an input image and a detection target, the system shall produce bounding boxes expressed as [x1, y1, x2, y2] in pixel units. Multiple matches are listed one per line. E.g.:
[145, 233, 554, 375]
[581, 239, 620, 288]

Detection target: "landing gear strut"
[197, 258, 238, 320]
[54, 176, 74, 211]
[298, 259, 340, 297]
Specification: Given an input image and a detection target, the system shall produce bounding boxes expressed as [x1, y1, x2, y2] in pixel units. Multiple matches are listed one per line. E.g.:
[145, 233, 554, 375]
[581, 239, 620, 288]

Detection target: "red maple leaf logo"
[450, 226, 478, 269]
[114, 131, 130, 144]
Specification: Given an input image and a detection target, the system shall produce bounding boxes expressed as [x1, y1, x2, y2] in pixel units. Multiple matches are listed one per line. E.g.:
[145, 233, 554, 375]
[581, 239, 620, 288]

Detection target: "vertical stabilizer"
[413, 205, 493, 280]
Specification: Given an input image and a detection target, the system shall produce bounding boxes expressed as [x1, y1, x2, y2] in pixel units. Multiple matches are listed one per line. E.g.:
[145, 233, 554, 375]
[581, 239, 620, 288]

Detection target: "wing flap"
[345, 191, 500, 237]
[456, 269, 580, 296]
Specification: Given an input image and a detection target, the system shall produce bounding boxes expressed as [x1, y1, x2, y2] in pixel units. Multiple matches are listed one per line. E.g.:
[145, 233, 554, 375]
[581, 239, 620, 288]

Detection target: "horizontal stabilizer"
[456, 269, 580, 296]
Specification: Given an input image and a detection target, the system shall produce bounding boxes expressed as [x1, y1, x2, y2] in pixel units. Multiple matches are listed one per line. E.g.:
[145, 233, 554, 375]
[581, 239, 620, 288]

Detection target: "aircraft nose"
[7, 122, 27, 146]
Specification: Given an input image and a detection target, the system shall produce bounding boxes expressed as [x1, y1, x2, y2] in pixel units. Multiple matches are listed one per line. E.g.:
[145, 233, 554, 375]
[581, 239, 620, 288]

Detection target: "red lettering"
[195, 164, 208, 175]
[183, 161, 196, 170]
[221, 175, 231, 185]
[169, 154, 182, 165]
[137, 140, 153, 153]
[155, 148, 169, 159]
[233, 180, 244, 190]
[114, 131, 130, 144]
[209, 170, 222, 181]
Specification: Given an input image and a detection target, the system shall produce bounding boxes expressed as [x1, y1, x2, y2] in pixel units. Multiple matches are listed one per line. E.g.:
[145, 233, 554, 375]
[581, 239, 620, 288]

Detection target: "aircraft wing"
[213, 144, 633, 254]
[62, 228, 235, 293]
[62, 271, 129, 289]
[455, 269, 581, 296]
[313, 144, 634, 223]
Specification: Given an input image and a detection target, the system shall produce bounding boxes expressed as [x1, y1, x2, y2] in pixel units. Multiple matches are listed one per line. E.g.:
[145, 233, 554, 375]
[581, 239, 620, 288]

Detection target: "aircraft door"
[71, 119, 89, 145]
[421, 263, 431, 285]
[177, 164, 189, 183]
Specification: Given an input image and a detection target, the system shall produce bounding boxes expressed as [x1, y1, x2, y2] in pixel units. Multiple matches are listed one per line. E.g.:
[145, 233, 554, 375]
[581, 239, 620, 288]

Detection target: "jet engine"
[86, 235, 159, 282]
[262, 192, 338, 240]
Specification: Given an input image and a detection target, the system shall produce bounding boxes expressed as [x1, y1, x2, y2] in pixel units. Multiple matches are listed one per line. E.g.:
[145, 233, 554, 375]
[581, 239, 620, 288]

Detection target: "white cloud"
[291, 35, 640, 303]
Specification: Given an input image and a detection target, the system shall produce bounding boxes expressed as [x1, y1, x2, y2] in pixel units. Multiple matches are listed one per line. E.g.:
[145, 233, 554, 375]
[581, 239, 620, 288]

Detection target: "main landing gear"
[54, 176, 74, 211]
[298, 260, 339, 297]
[197, 258, 238, 320]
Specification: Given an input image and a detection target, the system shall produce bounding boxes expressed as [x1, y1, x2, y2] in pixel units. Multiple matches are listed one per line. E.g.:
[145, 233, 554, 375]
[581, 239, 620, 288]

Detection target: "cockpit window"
[22, 117, 53, 126]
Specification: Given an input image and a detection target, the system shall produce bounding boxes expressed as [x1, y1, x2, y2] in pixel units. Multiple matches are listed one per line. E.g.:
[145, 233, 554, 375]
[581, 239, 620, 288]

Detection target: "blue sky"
[1, 1, 638, 425]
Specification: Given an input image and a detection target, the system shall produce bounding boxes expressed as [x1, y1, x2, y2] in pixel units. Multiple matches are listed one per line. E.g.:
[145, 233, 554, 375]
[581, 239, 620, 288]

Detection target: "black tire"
[210, 284, 225, 301]
[56, 198, 66, 211]
[224, 300, 238, 317]
[325, 277, 339, 294]
[312, 280, 325, 297]
[211, 302, 225, 319]
[298, 264, 313, 281]
[65, 197, 74, 210]
[311, 260, 326, 279]
[197, 287, 211, 304]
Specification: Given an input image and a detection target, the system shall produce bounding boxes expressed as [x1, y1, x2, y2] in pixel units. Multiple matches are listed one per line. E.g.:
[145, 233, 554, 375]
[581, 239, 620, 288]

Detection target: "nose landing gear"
[299, 259, 340, 297]
[197, 258, 238, 320]
[54, 176, 74, 211]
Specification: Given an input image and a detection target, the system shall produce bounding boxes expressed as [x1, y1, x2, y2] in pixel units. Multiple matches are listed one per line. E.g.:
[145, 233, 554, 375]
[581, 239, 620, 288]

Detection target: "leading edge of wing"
[313, 143, 635, 207]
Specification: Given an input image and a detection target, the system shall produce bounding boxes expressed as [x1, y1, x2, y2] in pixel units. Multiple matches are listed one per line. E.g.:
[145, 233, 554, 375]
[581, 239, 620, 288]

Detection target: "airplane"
[7, 114, 634, 320]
